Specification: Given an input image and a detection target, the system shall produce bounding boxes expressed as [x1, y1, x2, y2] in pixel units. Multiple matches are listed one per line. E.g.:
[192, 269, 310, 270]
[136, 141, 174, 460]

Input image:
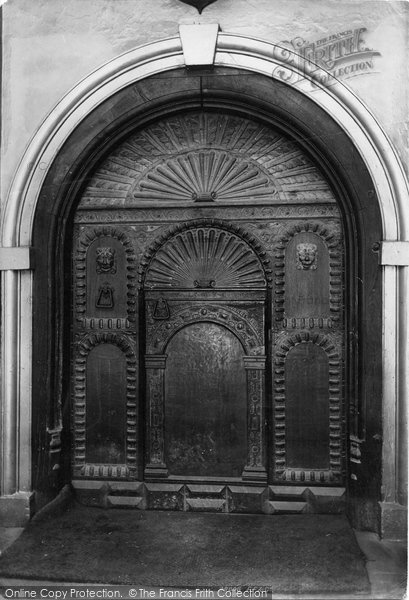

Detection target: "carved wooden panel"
[273, 333, 344, 484]
[145, 302, 265, 356]
[86, 237, 127, 318]
[72, 333, 138, 479]
[164, 322, 247, 477]
[243, 356, 266, 481]
[75, 204, 341, 223]
[274, 222, 343, 326]
[284, 233, 330, 318]
[72, 223, 139, 480]
[78, 113, 335, 207]
[74, 226, 137, 325]
[285, 343, 329, 469]
[139, 219, 271, 290]
[85, 344, 127, 464]
[145, 355, 167, 475]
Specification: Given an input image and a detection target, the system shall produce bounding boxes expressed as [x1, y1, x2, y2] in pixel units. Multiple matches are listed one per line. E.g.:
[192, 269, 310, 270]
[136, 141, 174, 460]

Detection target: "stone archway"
[0, 33, 406, 535]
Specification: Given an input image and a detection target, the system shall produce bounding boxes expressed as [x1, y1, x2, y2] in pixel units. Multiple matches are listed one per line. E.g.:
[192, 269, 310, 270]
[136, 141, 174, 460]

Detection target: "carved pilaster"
[242, 356, 267, 482]
[145, 355, 168, 478]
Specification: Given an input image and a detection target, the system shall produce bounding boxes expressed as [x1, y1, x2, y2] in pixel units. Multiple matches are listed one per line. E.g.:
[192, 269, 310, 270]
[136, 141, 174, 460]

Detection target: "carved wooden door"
[71, 111, 346, 512]
[141, 220, 268, 484]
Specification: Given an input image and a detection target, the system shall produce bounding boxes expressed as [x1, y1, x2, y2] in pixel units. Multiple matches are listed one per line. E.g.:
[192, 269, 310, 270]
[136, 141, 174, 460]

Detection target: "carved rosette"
[274, 222, 343, 325]
[273, 332, 344, 484]
[74, 226, 137, 326]
[72, 332, 138, 479]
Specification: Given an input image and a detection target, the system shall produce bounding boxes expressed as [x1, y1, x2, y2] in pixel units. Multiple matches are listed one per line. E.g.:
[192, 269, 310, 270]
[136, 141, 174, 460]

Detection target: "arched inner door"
[142, 221, 268, 483]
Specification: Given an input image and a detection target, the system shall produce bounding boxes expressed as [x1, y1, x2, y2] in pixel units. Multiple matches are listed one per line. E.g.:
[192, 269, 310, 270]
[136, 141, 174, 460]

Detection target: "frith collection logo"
[273, 27, 381, 88]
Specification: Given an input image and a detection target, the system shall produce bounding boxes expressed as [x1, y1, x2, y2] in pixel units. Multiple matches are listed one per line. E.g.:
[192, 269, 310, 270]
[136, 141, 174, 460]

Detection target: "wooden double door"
[70, 111, 346, 512]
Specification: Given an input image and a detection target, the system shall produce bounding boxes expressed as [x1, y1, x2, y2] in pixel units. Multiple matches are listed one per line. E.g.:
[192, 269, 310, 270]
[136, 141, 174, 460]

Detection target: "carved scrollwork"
[146, 303, 264, 355]
[273, 332, 344, 484]
[247, 369, 264, 468]
[72, 332, 138, 479]
[75, 205, 341, 223]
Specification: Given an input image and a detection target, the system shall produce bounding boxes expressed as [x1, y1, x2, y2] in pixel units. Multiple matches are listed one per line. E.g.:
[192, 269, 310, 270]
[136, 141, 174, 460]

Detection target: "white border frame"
[1, 33, 408, 522]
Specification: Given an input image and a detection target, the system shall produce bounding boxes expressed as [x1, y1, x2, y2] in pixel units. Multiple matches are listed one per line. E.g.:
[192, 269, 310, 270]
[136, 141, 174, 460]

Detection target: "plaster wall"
[1, 0, 408, 203]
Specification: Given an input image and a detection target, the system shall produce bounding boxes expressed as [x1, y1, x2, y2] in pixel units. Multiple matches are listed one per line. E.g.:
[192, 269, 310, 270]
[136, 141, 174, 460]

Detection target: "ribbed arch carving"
[79, 112, 335, 207]
[139, 219, 271, 289]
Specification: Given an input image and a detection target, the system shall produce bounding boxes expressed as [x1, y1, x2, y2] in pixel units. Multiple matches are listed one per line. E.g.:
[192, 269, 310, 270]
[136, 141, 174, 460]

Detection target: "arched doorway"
[3, 33, 405, 531]
[70, 111, 347, 512]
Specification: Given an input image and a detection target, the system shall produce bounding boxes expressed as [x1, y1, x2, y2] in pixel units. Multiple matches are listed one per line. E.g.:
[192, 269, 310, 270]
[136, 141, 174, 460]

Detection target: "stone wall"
[1, 0, 408, 201]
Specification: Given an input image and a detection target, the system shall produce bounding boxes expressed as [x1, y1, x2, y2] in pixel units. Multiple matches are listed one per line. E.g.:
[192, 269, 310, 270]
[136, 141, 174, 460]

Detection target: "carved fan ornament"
[138, 150, 275, 202]
[80, 113, 334, 207]
[141, 221, 270, 289]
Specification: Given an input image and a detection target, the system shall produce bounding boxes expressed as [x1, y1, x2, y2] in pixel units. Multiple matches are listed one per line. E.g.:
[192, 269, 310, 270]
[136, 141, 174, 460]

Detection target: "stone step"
[263, 500, 308, 514]
[269, 486, 308, 498]
[186, 498, 226, 512]
[107, 495, 144, 508]
[269, 485, 345, 500]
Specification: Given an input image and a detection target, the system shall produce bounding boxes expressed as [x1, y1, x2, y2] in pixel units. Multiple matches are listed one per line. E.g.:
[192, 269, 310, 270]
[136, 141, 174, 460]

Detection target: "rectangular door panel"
[165, 322, 247, 477]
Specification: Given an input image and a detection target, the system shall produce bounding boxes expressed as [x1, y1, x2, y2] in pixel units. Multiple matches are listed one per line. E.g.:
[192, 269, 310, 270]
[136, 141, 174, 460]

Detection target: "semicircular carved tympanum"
[141, 220, 270, 289]
[79, 112, 334, 207]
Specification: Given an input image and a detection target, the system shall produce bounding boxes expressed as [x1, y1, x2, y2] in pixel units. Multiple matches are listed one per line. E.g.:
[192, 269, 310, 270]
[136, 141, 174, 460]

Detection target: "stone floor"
[0, 523, 406, 599]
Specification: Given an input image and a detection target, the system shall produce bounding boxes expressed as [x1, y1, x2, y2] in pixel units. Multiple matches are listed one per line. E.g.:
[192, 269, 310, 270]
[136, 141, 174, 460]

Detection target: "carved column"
[144, 354, 168, 478]
[242, 355, 267, 482]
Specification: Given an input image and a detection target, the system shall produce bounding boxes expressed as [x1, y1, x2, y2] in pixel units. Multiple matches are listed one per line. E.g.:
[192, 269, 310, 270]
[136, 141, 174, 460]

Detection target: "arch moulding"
[1, 31, 408, 534]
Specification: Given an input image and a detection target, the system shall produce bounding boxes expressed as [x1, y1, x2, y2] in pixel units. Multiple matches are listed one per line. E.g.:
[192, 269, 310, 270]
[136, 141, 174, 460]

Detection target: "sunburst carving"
[79, 112, 335, 207]
[143, 223, 268, 289]
[138, 151, 275, 201]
